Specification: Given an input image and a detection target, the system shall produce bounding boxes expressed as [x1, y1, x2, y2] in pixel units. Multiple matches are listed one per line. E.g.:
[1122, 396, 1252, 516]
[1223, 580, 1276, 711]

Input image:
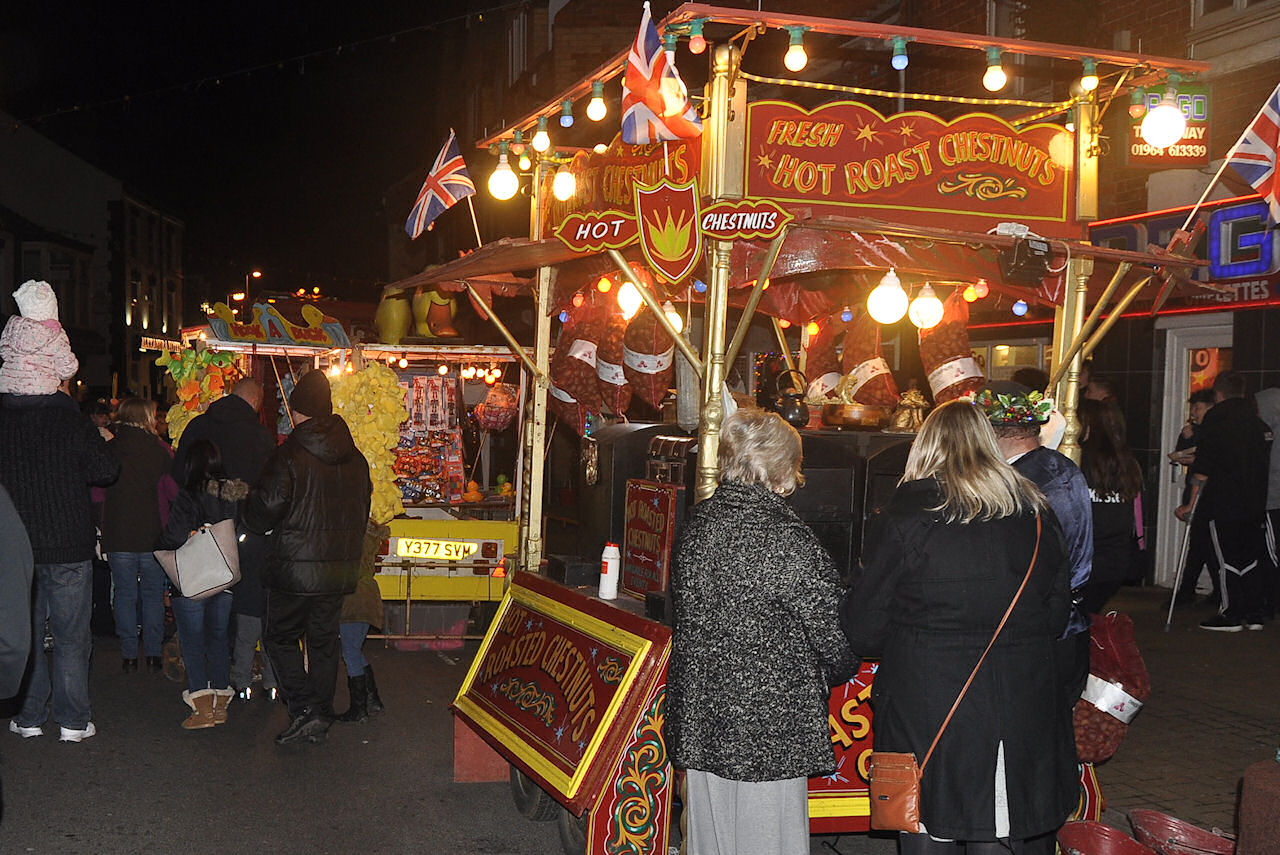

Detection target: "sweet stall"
[374, 6, 1218, 851]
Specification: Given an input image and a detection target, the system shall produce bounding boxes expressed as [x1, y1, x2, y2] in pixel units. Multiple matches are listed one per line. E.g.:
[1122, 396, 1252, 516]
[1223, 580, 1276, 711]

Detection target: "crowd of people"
[669, 365, 1277, 854]
[0, 281, 379, 760]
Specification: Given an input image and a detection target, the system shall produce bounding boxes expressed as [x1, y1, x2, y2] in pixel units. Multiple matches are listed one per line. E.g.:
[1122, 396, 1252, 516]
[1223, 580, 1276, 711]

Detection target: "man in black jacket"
[242, 371, 371, 745]
[0, 389, 118, 743]
[1177, 372, 1274, 631]
[173, 377, 277, 699]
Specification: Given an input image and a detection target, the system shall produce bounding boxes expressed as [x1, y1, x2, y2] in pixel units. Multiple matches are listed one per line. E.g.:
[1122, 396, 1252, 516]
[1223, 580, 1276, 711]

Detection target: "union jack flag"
[1226, 82, 1280, 224]
[405, 129, 475, 239]
[621, 2, 702, 145]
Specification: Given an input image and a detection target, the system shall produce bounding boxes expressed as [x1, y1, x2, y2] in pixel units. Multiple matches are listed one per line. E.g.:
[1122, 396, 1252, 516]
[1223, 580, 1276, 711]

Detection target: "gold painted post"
[1057, 255, 1093, 464]
[518, 162, 554, 575]
[693, 43, 741, 503]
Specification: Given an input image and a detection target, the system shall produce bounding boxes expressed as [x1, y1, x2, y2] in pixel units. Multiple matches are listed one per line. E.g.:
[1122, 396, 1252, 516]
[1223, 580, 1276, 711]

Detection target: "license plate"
[395, 538, 480, 560]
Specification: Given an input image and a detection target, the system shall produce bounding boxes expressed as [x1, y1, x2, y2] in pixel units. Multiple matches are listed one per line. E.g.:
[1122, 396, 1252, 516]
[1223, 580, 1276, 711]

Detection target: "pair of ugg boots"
[181, 688, 234, 729]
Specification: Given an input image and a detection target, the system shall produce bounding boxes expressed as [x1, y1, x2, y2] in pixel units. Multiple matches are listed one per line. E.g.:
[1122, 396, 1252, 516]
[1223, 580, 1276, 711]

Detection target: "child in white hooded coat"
[0, 280, 79, 395]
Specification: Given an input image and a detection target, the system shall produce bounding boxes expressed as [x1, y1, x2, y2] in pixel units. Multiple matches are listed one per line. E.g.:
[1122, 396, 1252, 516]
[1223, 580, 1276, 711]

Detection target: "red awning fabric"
[382, 213, 1210, 324]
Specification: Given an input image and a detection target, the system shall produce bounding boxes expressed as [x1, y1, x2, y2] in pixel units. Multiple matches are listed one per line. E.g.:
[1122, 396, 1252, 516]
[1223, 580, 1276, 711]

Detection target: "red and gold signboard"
[453, 572, 671, 815]
[621, 480, 679, 599]
[636, 179, 703, 284]
[808, 662, 877, 833]
[746, 100, 1077, 238]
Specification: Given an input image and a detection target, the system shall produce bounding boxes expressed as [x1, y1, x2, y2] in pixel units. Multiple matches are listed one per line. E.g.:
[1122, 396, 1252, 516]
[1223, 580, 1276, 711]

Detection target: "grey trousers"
[684, 769, 808, 855]
[230, 613, 277, 690]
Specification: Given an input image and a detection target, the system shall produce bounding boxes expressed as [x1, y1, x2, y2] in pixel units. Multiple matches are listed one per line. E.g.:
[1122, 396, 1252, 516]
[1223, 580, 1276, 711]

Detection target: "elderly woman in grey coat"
[667, 407, 856, 855]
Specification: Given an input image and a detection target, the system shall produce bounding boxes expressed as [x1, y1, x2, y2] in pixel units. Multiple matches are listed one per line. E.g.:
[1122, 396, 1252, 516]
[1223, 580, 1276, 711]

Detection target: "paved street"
[0, 585, 1272, 853]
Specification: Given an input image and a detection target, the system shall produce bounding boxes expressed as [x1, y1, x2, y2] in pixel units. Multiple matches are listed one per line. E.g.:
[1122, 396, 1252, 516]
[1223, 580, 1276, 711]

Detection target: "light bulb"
[518, 153, 532, 171]
[586, 82, 607, 121]
[531, 117, 550, 153]
[688, 20, 706, 54]
[784, 27, 808, 72]
[461, 365, 475, 379]
[1080, 58, 1099, 92]
[867, 268, 909, 325]
[617, 281, 643, 319]
[592, 143, 608, 154]
[571, 292, 585, 308]
[659, 70, 688, 118]
[805, 321, 820, 336]
[907, 283, 945, 329]
[344, 362, 354, 374]
[890, 37, 908, 71]
[398, 356, 408, 369]
[552, 163, 576, 201]
[1012, 300, 1029, 317]
[963, 285, 978, 303]
[662, 300, 684, 334]
[983, 47, 1006, 92]
[778, 319, 792, 329]
[509, 130, 525, 156]
[840, 307, 854, 323]
[596, 276, 613, 293]
[558, 310, 570, 323]
[327, 365, 341, 378]
[1140, 88, 1187, 149]
[559, 99, 574, 128]
[693, 278, 707, 293]
[485, 370, 498, 385]
[488, 147, 519, 200]
[1129, 89, 1147, 120]
[974, 279, 989, 299]
[437, 363, 449, 375]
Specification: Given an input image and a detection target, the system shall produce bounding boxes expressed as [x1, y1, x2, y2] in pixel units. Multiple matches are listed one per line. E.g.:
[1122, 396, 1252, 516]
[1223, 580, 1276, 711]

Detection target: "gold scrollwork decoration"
[937, 173, 1028, 201]
[498, 676, 557, 728]
[597, 655, 626, 685]
[607, 690, 669, 854]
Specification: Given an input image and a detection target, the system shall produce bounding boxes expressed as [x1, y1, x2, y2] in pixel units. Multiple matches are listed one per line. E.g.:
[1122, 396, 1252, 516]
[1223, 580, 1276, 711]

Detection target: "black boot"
[336, 675, 368, 723]
[275, 707, 329, 745]
[364, 664, 384, 716]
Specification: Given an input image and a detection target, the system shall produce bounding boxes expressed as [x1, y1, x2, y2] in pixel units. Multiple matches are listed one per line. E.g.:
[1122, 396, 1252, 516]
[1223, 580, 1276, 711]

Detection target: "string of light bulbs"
[736, 71, 1076, 111]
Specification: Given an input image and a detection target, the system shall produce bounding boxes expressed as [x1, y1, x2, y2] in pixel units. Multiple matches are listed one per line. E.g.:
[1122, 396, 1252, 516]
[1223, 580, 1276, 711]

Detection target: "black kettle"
[772, 368, 810, 428]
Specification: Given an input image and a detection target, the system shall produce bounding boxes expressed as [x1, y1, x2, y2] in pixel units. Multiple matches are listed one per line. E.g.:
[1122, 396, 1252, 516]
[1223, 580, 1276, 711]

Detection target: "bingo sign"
[1126, 84, 1210, 168]
[621, 480, 679, 598]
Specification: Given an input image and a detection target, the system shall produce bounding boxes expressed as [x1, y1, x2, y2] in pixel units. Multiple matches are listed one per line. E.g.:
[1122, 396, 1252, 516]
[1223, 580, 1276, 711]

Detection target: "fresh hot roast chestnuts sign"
[745, 100, 1077, 238]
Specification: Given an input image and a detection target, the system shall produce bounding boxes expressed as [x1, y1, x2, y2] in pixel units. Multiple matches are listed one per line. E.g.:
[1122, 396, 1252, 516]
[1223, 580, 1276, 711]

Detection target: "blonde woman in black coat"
[668, 408, 856, 855]
[842, 400, 1076, 854]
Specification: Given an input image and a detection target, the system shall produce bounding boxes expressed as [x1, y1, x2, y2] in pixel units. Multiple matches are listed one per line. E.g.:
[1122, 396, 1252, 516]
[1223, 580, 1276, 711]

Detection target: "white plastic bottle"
[599, 543, 620, 600]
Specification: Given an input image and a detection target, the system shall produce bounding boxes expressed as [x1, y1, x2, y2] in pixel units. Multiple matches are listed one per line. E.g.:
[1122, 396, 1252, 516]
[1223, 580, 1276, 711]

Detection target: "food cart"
[179, 305, 531, 641]
[378, 6, 1214, 851]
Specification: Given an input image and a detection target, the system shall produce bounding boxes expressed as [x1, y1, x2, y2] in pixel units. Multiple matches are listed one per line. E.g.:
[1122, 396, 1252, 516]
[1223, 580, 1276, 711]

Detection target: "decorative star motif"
[489, 682, 499, 695]
[755, 148, 775, 173]
[555, 725, 566, 742]
[577, 740, 587, 753]
[525, 618, 534, 631]
[855, 123, 881, 148]
[898, 122, 917, 139]
[590, 646, 598, 660]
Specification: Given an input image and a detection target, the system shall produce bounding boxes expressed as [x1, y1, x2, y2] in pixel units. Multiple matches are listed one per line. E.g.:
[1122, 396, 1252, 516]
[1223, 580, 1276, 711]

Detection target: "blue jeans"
[107, 552, 166, 659]
[339, 621, 370, 677]
[17, 562, 93, 730]
[171, 591, 232, 692]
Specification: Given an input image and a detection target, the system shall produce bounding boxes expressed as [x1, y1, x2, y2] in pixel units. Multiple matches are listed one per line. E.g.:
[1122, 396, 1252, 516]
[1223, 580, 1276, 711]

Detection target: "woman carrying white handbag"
[156, 440, 245, 729]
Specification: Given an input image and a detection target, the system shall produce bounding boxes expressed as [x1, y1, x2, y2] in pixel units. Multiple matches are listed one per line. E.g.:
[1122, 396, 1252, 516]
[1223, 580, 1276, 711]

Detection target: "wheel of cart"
[510, 766, 560, 821]
[556, 805, 589, 855]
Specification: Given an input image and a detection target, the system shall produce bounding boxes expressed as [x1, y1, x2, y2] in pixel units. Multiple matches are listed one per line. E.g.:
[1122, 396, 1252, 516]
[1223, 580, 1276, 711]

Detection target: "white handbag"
[154, 519, 241, 600]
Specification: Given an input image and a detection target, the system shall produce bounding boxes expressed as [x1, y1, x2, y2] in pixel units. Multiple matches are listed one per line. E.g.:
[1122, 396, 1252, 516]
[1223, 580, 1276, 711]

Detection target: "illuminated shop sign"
[1125, 84, 1210, 168]
[1088, 194, 1276, 304]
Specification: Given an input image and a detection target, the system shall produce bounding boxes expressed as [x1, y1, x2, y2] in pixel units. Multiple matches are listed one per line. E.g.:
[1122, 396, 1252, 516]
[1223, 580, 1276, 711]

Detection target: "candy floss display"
[918, 288, 985, 403]
[550, 301, 606, 435]
[839, 311, 899, 405]
[622, 305, 675, 410]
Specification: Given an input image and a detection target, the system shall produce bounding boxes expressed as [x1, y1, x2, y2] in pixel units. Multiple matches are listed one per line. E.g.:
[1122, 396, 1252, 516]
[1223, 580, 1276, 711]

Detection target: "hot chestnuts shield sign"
[635, 178, 702, 284]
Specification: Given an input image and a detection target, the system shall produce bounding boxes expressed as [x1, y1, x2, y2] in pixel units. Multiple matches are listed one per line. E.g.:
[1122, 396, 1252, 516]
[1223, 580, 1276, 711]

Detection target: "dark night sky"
[0, 2, 479, 299]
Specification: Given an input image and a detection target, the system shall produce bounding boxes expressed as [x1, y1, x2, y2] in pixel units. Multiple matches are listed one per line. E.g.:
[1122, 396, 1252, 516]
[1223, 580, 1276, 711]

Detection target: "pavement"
[0, 585, 1272, 854]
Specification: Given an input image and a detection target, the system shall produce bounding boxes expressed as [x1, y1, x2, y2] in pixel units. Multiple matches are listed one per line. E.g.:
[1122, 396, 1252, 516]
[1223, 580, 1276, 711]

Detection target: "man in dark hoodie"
[173, 377, 276, 699]
[0, 385, 118, 743]
[242, 371, 371, 745]
[1177, 372, 1274, 631]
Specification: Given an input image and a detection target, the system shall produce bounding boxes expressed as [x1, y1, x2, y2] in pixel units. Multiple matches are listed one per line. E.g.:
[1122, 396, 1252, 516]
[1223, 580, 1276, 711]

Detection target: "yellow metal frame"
[453, 582, 655, 800]
[375, 517, 517, 604]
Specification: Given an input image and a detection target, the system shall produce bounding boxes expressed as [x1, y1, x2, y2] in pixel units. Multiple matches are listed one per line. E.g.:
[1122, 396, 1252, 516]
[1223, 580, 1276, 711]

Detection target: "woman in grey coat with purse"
[667, 407, 856, 855]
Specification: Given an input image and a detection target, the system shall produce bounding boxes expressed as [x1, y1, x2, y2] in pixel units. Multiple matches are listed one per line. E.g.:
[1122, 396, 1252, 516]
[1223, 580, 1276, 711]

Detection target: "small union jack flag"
[405, 129, 476, 239]
[621, 2, 702, 145]
[1227, 82, 1280, 224]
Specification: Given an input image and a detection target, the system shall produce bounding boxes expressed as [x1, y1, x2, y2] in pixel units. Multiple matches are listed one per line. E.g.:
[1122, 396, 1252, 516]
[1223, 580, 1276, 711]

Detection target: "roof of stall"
[382, 213, 1209, 323]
